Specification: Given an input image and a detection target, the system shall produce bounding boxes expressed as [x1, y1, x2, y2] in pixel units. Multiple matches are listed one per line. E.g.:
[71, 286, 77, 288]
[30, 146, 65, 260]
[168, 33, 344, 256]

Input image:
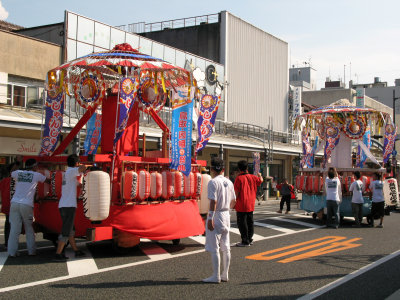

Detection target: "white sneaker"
[221, 276, 228, 282]
[202, 276, 221, 283]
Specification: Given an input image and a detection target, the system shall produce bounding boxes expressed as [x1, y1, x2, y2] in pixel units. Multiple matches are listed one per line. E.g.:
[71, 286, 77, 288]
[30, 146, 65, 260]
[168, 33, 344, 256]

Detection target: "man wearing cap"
[8, 159, 49, 257]
[203, 157, 236, 283]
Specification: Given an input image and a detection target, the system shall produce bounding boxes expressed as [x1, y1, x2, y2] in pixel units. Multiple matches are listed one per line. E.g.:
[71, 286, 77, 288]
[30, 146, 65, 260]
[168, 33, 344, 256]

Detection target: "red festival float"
[21, 43, 215, 248]
[294, 100, 399, 221]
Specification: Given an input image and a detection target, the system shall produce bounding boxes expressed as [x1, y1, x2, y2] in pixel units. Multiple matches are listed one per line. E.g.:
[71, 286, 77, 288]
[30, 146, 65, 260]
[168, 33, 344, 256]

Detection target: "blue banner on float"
[170, 87, 193, 176]
[196, 95, 220, 153]
[84, 112, 102, 155]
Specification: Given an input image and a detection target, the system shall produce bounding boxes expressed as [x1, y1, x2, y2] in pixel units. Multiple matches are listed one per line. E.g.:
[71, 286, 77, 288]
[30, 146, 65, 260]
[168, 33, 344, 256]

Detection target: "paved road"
[1, 201, 400, 299]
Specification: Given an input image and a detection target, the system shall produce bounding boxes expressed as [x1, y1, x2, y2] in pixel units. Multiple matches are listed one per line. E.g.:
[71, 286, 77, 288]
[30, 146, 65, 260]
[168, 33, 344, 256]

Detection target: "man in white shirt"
[203, 157, 236, 283]
[54, 154, 86, 261]
[349, 171, 364, 227]
[8, 159, 48, 257]
[369, 172, 385, 228]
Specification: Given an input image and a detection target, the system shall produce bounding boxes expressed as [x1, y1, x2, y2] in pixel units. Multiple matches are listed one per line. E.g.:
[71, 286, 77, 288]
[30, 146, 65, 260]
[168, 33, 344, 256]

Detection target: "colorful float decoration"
[19, 43, 214, 248]
[293, 99, 398, 220]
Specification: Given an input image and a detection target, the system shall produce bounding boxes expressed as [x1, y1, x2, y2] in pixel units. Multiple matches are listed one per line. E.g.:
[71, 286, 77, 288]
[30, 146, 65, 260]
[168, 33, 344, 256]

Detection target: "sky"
[1, 0, 400, 89]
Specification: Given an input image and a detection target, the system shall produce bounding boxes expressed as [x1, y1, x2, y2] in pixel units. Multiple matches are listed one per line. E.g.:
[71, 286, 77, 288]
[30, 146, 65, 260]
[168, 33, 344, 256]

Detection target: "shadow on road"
[50, 279, 205, 289]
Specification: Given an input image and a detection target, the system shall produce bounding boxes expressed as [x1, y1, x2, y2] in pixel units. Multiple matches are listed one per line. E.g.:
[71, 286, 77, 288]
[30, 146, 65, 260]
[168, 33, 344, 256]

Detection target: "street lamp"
[393, 90, 400, 177]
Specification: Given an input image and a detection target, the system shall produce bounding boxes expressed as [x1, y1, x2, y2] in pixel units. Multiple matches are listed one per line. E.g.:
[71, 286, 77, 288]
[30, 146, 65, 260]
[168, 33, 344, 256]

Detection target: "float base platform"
[300, 194, 372, 217]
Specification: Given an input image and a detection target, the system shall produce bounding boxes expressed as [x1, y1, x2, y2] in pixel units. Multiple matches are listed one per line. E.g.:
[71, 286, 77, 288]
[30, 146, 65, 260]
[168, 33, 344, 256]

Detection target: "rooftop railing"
[116, 13, 219, 34]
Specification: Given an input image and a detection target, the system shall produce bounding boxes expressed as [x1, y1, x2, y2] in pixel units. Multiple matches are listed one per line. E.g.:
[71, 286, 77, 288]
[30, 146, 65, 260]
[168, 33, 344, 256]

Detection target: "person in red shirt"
[0, 162, 19, 249]
[233, 160, 263, 247]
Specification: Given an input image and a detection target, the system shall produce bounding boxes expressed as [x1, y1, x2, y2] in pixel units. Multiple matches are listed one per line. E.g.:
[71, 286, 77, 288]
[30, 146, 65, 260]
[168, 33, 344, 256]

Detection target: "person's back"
[370, 179, 384, 202]
[350, 179, 363, 203]
[350, 171, 364, 227]
[234, 172, 262, 212]
[325, 167, 341, 229]
[8, 159, 46, 257]
[209, 175, 235, 212]
[59, 167, 80, 208]
[325, 177, 341, 202]
[369, 173, 385, 228]
[233, 160, 262, 247]
[11, 169, 46, 207]
[55, 154, 86, 261]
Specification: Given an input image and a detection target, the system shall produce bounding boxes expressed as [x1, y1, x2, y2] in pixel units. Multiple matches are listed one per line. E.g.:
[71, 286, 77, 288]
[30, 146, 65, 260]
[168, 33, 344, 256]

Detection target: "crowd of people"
[325, 167, 385, 228]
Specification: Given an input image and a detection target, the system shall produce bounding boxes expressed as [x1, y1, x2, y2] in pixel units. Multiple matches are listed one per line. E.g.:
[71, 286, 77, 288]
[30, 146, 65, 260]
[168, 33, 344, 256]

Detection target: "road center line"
[297, 249, 400, 300]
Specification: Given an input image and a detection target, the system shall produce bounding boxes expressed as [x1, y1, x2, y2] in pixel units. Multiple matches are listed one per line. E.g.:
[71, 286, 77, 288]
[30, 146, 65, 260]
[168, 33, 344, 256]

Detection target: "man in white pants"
[203, 157, 236, 283]
[8, 159, 49, 257]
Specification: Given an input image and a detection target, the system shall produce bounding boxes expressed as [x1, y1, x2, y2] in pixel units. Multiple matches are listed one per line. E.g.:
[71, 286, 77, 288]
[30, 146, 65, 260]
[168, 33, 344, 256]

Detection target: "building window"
[5, 84, 45, 108]
[13, 85, 25, 107]
[6, 84, 12, 105]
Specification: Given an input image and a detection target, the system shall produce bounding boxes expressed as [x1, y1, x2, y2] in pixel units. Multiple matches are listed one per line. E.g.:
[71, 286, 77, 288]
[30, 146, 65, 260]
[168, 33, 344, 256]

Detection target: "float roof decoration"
[302, 105, 378, 116]
[293, 98, 393, 135]
[51, 43, 190, 89]
[295, 98, 390, 123]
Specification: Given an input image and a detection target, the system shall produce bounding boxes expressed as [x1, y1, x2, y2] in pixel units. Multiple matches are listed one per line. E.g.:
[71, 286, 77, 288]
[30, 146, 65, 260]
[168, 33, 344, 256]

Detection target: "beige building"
[0, 28, 63, 175]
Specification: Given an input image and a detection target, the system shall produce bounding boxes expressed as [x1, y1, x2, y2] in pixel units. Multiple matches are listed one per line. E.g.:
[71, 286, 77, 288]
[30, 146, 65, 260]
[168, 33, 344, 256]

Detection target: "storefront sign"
[0, 137, 41, 155]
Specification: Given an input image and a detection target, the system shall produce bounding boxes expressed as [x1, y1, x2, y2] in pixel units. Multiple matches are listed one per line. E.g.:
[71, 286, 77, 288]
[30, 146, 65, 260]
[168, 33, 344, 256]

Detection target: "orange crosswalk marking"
[246, 236, 362, 263]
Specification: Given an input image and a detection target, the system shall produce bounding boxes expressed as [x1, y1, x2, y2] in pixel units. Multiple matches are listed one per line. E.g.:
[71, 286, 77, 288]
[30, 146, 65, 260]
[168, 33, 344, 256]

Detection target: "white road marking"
[65, 248, 98, 276]
[229, 227, 264, 241]
[297, 249, 400, 300]
[140, 243, 173, 261]
[386, 288, 400, 300]
[0, 252, 8, 272]
[270, 217, 324, 229]
[188, 235, 206, 245]
[291, 213, 314, 219]
[254, 221, 296, 233]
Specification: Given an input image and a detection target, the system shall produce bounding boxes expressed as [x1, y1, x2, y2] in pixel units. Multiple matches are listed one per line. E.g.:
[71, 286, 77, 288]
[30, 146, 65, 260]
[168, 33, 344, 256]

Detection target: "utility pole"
[393, 90, 400, 178]
[344, 64, 346, 88]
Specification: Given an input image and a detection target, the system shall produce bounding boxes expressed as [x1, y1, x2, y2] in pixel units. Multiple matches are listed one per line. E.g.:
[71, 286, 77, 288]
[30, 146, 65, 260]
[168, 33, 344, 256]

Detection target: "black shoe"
[75, 250, 85, 257]
[236, 242, 250, 247]
[54, 253, 69, 261]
